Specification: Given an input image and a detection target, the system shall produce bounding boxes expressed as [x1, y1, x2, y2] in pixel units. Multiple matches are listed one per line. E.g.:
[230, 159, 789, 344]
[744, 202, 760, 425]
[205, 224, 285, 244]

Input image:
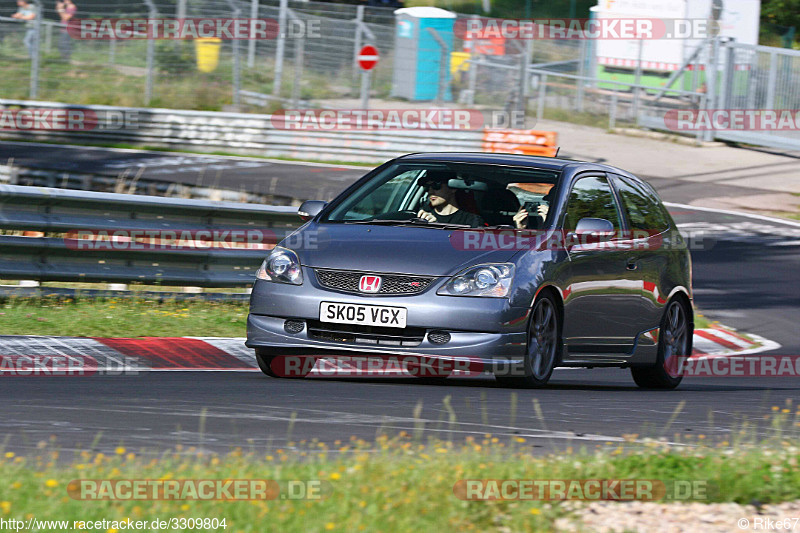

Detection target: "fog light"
[428, 331, 451, 345]
[284, 320, 305, 334]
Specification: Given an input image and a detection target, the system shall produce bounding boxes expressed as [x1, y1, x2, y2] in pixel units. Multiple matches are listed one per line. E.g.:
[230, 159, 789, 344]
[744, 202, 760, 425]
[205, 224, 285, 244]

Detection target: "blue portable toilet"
[391, 7, 456, 101]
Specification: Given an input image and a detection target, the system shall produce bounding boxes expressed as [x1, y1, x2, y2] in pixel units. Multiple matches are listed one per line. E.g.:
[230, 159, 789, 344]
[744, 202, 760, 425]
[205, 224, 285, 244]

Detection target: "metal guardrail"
[0, 184, 302, 287]
[0, 163, 293, 205]
[0, 99, 556, 163]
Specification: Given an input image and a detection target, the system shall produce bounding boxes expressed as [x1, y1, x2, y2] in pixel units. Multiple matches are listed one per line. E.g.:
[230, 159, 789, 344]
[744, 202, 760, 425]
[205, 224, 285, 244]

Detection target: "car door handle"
[626, 257, 638, 271]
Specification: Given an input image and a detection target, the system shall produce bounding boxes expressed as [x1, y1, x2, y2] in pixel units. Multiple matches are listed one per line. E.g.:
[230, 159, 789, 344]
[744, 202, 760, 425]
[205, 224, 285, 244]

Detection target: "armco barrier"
[0, 99, 557, 163]
[0, 184, 302, 287]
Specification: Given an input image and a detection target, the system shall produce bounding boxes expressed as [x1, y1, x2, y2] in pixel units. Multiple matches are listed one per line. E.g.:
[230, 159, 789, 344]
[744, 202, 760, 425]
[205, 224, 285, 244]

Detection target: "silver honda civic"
[246, 153, 693, 388]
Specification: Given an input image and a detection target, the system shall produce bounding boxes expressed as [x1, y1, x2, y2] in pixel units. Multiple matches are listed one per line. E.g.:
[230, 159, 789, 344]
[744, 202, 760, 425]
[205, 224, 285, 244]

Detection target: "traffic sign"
[357, 45, 379, 71]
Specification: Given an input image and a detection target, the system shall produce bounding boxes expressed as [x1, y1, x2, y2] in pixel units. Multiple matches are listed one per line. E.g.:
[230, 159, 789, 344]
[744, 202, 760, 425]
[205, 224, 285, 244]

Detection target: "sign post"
[357, 45, 379, 110]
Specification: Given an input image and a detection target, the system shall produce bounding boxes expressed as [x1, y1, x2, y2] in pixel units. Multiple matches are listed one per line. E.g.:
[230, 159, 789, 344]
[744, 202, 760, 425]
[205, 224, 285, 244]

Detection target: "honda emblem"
[359, 275, 382, 293]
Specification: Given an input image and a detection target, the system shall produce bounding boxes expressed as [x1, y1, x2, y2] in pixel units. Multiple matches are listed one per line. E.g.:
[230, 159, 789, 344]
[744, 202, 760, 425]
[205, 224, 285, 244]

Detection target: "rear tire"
[497, 293, 561, 388]
[631, 299, 690, 390]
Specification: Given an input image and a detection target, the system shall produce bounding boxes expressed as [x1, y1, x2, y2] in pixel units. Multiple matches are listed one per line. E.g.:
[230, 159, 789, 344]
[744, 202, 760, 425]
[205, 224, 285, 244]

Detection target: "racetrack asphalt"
[1, 144, 798, 456]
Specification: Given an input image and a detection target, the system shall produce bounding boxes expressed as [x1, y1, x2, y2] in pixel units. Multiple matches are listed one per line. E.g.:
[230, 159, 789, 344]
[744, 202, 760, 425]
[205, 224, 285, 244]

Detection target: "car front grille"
[306, 320, 426, 347]
[314, 269, 436, 295]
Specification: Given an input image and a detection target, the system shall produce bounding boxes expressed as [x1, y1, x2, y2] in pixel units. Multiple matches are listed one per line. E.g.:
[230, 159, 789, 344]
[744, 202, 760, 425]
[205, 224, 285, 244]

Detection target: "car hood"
[287, 223, 518, 276]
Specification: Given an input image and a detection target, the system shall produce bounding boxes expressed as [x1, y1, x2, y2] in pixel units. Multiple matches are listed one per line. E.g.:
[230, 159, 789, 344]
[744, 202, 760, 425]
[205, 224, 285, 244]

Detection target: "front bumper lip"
[246, 313, 527, 361]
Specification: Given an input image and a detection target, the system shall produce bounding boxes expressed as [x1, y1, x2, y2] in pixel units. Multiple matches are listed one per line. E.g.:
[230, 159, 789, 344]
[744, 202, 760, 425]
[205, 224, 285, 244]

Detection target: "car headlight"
[437, 263, 514, 298]
[256, 247, 303, 285]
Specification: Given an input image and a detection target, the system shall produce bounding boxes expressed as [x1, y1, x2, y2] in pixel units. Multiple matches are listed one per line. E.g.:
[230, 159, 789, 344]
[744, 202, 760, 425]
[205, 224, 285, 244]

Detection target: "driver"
[416, 170, 484, 228]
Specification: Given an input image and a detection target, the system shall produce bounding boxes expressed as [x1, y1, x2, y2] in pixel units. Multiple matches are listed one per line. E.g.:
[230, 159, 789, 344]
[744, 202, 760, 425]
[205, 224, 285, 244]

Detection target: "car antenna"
[554, 146, 560, 157]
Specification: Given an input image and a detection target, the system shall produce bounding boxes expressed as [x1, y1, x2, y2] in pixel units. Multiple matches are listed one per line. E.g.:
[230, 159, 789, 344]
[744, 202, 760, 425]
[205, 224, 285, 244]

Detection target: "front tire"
[255, 348, 278, 377]
[498, 294, 560, 388]
[630, 299, 690, 390]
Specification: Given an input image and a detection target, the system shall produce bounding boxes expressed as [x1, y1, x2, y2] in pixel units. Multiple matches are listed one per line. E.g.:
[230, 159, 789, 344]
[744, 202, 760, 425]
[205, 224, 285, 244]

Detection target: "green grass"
[2, 413, 800, 532]
[0, 297, 248, 337]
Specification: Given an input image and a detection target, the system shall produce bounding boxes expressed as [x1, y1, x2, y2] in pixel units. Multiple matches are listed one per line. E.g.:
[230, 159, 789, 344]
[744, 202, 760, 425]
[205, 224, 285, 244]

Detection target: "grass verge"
[0, 297, 248, 337]
[2, 421, 800, 532]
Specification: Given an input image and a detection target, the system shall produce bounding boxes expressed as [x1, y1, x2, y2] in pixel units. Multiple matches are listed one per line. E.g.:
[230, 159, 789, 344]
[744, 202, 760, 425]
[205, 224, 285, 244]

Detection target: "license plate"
[320, 302, 407, 328]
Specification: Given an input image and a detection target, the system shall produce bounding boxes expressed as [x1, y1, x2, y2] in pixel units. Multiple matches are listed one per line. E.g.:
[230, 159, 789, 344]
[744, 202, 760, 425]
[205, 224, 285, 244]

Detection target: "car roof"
[395, 152, 640, 181]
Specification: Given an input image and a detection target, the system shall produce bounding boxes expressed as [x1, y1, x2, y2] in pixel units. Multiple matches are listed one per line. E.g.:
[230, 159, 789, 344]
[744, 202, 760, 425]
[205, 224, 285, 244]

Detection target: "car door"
[560, 173, 641, 355]
[609, 173, 676, 337]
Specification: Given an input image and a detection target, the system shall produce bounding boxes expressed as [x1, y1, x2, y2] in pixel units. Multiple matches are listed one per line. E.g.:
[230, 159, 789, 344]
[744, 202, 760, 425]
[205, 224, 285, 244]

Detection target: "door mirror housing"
[570, 217, 615, 244]
[298, 200, 327, 222]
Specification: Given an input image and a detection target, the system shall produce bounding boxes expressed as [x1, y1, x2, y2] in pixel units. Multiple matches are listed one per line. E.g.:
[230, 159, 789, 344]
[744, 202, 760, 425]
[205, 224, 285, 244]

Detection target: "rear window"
[613, 175, 672, 233]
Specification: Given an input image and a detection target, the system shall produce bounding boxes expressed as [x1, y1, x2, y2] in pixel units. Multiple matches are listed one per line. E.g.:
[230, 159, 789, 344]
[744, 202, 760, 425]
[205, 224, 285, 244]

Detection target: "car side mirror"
[298, 200, 327, 222]
[569, 217, 615, 244]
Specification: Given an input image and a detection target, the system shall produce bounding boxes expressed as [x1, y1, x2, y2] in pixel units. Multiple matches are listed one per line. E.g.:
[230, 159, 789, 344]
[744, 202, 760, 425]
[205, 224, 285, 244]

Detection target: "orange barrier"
[482, 129, 558, 157]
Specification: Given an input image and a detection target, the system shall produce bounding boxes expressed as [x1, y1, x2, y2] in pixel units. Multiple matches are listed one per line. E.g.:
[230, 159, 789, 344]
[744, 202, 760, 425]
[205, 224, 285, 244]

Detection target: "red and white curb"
[692, 324, 781, 358]
[0, 324, 781, 374]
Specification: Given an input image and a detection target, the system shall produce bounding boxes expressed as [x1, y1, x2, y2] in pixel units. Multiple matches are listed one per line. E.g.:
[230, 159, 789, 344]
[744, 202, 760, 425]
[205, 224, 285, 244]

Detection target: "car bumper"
[246, 276, 530, 360]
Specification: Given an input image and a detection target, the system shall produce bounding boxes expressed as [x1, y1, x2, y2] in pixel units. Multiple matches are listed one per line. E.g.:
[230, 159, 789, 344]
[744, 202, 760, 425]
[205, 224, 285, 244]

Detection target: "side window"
[562, 176, 621, 232]
[614, 175, 671, 233]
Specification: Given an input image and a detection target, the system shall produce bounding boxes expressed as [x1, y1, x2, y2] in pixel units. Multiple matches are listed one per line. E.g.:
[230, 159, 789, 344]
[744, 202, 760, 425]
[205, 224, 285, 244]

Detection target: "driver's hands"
[416, 209, 437, 223]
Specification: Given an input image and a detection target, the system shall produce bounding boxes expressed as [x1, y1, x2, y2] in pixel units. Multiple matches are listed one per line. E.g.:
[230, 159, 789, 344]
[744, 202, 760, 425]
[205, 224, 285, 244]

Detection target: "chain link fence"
[2, 1, 800, 150]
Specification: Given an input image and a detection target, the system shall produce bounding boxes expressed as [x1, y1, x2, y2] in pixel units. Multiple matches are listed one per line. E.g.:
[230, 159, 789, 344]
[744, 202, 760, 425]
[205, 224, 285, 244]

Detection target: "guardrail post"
[109, 37, 116, 65]
[765, 49, 777, 111]
[352, 5, 364, 95]
[247, 0, 259, 68]
[273, 0, 288, 97]
[632, 39, 643, 127]
[286, 10, 305, 108]
[143, 0, 157, 105]
[44, 20, 52, 52]
[516, 39, 533, 128]
[703, 36, 719, 142]
[576, 38, 586, 112]
[721, 38, 735, 111]
[609, 88, 617, 130]
[536, 73, 547, 122]
[29, 0, 42, 99]
[225, 0, 242, 107]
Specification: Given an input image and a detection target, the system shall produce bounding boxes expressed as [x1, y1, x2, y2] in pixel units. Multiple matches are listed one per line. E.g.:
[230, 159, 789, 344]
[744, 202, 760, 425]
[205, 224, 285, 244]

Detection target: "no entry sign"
[357, 45, 379, 71]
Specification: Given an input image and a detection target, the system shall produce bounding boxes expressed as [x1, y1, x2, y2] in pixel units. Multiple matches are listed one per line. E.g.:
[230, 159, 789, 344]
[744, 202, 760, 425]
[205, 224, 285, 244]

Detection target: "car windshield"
[322, 162, 561, 229]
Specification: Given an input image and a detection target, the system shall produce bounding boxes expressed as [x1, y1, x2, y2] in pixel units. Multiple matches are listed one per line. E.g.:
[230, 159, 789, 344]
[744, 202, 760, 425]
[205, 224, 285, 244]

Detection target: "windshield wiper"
[344, 218, 472, 229]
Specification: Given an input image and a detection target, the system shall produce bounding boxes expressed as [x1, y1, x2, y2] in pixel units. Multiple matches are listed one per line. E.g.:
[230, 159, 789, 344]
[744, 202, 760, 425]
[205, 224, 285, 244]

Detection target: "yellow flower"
[115, 447, 126, 455]
[108, 529, 118, 533]
[45, 479, 59, 488]
[515, 437, 526, 443]
[325, 523, 335, 531]
[10, 482, 21, 490]
[181, 504, 190, 511]
[4, 452, 14, 459]
[329, 473, 341, 480]
[529, 508, 541, 515]
[358, 500, 367, 508]
[435, 448, 448, 454]
[772, 406, 780, 411]
[0, 501, 11, 513]
[782, 409, 791, 413]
